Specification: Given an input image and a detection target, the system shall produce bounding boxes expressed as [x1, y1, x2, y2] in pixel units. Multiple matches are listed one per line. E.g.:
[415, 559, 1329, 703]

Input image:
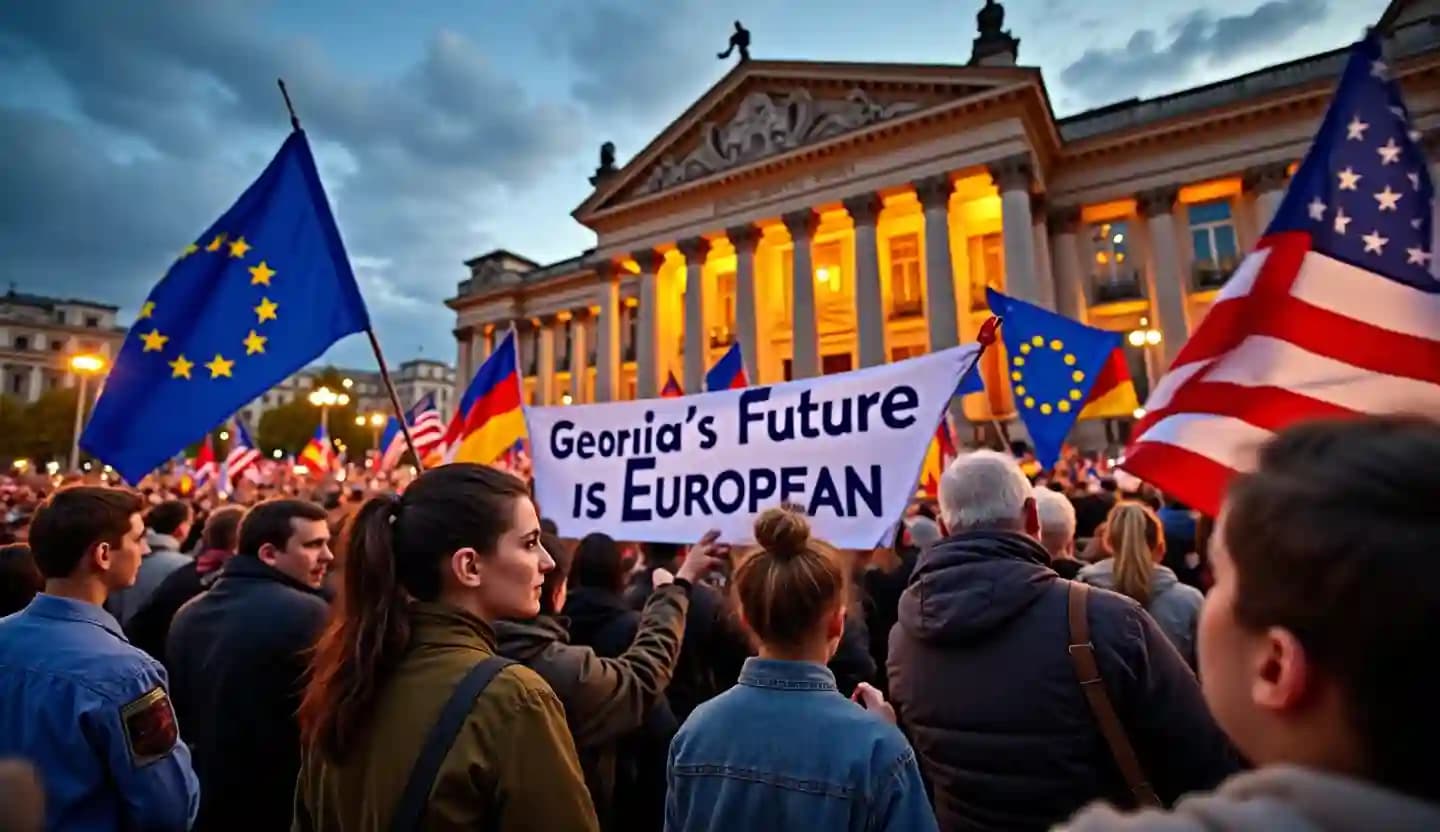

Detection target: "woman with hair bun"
[664, 506, 937, 832]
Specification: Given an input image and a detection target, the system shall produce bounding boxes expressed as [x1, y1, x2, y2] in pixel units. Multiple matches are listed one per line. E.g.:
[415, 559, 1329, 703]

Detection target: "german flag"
[443, 330, 527, 465]
[1078, 347, 1141, 419]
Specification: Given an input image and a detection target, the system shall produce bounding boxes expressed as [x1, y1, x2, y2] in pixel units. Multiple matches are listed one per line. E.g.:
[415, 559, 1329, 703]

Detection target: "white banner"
[525, 345, 980, 547]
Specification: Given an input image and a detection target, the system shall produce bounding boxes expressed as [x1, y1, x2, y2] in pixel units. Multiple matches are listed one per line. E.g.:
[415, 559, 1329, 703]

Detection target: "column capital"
[630, 248, 663, 273]
[987, 154, 1034, 193]
[675, 236, 712, 261]
[1046, 205, 1082, 234]
[452, 325, 474, 341]
[1136, 186, 1180, 218]
[781, 208, 820, 239]
[1241, 160, 1291, 194]
[536, 313, 561, 328]
[841, 193, 883, 226]
[570, 306, 594, 323]
[912, 174, 954, 211]
[725, 223, 763, 254]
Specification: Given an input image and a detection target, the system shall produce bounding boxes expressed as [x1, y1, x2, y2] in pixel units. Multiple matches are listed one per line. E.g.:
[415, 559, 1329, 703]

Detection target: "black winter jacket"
[887, 530, 1238, 832]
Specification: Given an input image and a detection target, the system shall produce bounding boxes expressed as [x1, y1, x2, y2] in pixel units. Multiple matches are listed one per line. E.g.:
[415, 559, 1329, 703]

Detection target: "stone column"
[569, 309, 590, 402]
[726, 224, 763, 384]
[1138, 186, 1189, 364]
[595, 266, 621, 402]
[536, 317, 556, 405]
[633, 249, 663, 398]
[1047, 206, 1087, 320]
[843, 193, 887, 367]
[452, 325, 473, 394]
[782, 209, 821, 379]
[677, 236, 711, 393]
[914, 175, 959, 351]
[989, 154, 1041, 305]
[1030, 193, 1056, 309]
[1243, 160, 1291, 235]
[26, 365, 41, 402]
[474, 327, 492, 370]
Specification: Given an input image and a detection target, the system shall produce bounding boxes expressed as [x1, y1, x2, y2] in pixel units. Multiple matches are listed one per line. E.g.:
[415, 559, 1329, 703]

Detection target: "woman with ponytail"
[1078, 500, 1205, 667]
[664, 506, 937, 832]
[293, 464, 599, 831]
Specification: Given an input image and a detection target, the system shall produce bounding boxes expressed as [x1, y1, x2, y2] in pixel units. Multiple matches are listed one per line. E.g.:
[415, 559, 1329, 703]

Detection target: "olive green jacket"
[293, 602, 599, 832]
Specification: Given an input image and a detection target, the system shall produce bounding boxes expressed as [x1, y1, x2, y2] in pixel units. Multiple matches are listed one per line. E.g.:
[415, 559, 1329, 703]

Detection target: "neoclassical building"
[449, 0, 1440, 439]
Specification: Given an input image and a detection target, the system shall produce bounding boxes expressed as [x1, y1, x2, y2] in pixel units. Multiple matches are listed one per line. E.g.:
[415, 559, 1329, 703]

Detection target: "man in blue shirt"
[0, 485, 200, 831]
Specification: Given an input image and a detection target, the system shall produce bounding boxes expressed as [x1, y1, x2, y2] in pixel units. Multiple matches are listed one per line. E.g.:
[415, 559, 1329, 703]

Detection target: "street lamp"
[1127, 322, 1164, 401]
[307, 386, 350, 438]
[356, 411, 387, 450]
[68, 353, 106, 473]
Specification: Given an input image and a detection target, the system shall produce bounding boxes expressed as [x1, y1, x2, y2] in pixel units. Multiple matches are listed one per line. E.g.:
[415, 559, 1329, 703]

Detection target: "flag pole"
[276, 77, 424, 472]
[971, 315, 1011, 451]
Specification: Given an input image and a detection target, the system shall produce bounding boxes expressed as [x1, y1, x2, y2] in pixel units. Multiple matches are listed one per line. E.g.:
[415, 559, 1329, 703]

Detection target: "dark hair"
[201, 506, 246, 552]
[571, 533, 625, 594]
[29, 486, 145, 578]
[539, 517, 558, 535]
[238, 499, 327, 558]
[1223, 416, 1440, 802]
[732, 506, 846, 650]
[0, 544, 43, 616]
[539, 532, 572, 615]
[641, 541, 682, 568]
[299, 464, 530, 760]
[145, 500, 193, 537]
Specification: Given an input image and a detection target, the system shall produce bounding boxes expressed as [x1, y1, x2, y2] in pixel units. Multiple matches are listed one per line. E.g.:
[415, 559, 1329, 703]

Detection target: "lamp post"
[355, 411, 386, 451]
[307, 386, 350, 439]
[1126, 320, 1164, 403]
[68, 353, 106, 473]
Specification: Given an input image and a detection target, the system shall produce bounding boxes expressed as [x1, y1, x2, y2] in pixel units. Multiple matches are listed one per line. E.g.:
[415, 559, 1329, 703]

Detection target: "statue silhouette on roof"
[717, 20, 751, 63]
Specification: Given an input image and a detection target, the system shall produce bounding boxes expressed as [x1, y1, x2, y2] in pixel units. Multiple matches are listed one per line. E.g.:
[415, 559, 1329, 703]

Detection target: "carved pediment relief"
[636, 87, 922, 195]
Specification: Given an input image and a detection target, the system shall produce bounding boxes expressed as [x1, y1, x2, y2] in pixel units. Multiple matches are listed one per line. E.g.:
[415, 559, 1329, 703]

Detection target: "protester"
[0, 543, 43, 616]
[295, 464, 598, 830]
[1078, 501, 1204, 668]
[626, 540, 752, 720]
[667, 506, 937, 831]
[166, 499, 332, 831]
[0, 486, 199, 831]
[1072, 477, 1118, 541]
[125, 504, 246, 662]
[862, 524, 921, 697]
[105, 500, 193, 627]
[566, 532, 643, 656]
[1034, 486, 1083, 579]
[1158, 496, 1207, 590]
[887, 450, 1237, 830]
[1065, 417, 1440, 830]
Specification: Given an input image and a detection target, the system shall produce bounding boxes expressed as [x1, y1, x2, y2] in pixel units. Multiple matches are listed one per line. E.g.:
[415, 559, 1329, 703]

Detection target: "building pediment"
[575, 60, 1041, 223]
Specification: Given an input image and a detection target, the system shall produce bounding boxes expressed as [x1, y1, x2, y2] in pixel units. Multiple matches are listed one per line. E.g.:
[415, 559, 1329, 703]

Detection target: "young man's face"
[1198, 507, 1271, 763]
[102, 513, 150, 589]
[262, 517, 334, 589]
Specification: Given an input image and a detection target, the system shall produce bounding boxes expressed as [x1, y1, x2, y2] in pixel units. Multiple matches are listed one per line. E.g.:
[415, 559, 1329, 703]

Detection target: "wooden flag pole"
[276, 77, 424, 472]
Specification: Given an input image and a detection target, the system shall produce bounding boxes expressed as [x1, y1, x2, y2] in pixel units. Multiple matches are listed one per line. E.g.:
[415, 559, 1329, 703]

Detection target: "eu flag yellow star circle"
[1009, 334, 1086, 416]
[145, 232, 275, 381]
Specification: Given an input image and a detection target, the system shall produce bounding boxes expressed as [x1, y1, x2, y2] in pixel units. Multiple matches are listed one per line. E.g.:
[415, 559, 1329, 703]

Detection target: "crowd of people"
[1, 415, 1438, 830]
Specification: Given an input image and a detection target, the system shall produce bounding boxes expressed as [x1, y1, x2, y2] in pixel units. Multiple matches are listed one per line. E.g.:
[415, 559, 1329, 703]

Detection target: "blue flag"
[985, 287, 1121, 470]
[82, 130, 371, 482]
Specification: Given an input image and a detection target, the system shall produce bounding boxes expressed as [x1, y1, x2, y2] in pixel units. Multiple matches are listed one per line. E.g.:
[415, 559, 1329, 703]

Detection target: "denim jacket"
[666, 657, 937, 832]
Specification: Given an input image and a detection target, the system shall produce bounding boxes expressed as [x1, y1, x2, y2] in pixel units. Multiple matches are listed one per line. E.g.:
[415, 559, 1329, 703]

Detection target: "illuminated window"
[967, 233, 1004, 312]
[1188, 200, 1239, 289]
[890, 344, 925, 362]
[888, 234, 923, 318]
[815, 241, 844, 297]
[1090, 221, 1142, 302]
[713, 271, 736, 346]
[622, 303, 637, 362]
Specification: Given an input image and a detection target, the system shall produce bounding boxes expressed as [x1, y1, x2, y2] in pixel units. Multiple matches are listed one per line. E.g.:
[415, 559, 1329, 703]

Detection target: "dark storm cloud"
[1060, 0, 1329, 103]
[0, 0, 579, 363]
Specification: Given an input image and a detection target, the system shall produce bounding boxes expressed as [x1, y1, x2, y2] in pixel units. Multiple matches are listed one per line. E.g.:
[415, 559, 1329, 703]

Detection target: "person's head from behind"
[1202, 417, 1440, 802]
[300, 464, 551, 759]
[201, 505, 246, 554]
[0, 544, 43, 616]
[538, 532, 572, 615]
[938, 450, 1039, 540]
[1032, 487, 1077, 559]
[732, 506, 847, 660]
[642, 541, 682, 570]
[239, 499, 332, 589]
[144, 500, 193, 545]
[1103, 501, 1164, 606]
[28, 486, 148, 594]
[572, 533, 627, 596]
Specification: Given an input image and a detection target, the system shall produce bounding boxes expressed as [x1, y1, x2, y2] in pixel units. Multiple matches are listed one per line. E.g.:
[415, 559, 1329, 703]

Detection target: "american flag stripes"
[224, 418, 262, 485]
[378, 393, 446, 471]
[1123, 35, 1440, 516]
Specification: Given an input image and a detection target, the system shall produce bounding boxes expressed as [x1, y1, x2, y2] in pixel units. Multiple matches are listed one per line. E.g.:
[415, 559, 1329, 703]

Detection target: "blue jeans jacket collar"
[738, 657, 838, 692]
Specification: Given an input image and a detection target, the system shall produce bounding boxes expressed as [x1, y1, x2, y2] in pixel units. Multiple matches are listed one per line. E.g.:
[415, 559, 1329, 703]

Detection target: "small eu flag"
[82, 130, 371, 482]
[985, 287, 1121, 470]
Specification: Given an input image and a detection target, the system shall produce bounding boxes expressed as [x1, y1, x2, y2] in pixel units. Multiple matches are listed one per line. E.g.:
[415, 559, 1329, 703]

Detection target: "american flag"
[225, 418, 262, 485]
[1123, 35, 1440, 516]
[377, 393, 445, 471]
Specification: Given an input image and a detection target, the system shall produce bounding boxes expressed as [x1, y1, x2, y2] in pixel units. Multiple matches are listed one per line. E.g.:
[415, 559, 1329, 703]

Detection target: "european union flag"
[985, 287, 1120, 470]
[82, 130, 371, 482]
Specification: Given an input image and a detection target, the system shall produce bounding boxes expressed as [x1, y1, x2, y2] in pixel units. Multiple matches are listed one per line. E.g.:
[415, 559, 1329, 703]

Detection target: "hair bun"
[754, 506, 811, 560]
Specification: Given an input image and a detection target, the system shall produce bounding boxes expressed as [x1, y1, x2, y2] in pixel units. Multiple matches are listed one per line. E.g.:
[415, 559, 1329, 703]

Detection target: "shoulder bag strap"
[1067, 581, 1162, 809]
[389, 656, 517, 832]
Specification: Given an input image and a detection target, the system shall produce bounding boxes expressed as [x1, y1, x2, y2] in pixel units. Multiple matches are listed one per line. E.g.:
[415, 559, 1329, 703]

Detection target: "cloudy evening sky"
[0, 0, 1390, 367]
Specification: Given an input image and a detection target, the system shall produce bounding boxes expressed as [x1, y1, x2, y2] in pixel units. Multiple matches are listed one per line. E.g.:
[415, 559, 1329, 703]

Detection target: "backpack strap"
[389, 656, 516, 832]
[1067, 582, 1162, 809]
